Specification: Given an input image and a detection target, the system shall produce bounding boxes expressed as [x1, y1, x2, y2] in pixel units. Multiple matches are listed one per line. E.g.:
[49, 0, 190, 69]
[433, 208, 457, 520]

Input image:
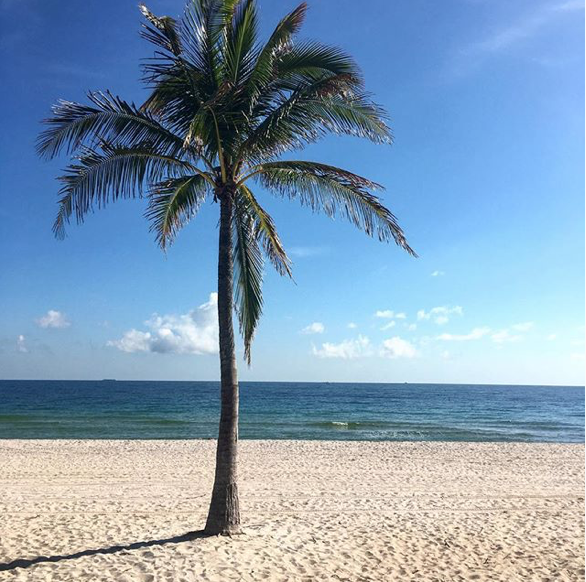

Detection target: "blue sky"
[0, 0, 584, 385]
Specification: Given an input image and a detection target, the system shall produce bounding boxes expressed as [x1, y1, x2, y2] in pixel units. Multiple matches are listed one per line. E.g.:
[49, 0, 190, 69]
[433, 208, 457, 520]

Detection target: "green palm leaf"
[53, 144, 193, 238]
[237, 184, 292, 277]
[223, 0, 259, 85]
[180, 0, 227, 87]
[237, 74, 390, 162]
[246, 3, 308, 94]
[146, 174, 211, 249]
[232, 198, 264, 364]
[250, 161, 416, 255]
[37, 91, 188, 160]
[139, 4, 183, 56]
[274, 41, 362, 83]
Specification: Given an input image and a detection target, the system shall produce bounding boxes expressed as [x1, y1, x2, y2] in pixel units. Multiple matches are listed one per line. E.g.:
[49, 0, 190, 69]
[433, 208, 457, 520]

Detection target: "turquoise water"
[0, 380, 583, 442]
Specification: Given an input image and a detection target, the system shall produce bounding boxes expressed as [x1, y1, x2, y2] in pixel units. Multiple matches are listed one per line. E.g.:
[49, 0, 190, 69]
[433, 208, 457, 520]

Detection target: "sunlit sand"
[0, 440, 583, 581]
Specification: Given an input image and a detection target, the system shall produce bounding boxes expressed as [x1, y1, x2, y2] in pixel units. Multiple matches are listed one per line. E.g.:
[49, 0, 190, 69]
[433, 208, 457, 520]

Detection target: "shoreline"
[1, 440, 584, 581]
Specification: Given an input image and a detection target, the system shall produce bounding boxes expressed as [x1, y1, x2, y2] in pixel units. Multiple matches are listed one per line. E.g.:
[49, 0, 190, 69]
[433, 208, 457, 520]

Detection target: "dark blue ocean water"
[0, 381, 583, 442]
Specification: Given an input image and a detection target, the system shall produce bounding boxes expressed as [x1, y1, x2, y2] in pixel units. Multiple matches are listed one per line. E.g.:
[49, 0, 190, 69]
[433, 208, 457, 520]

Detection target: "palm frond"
[304, 93, 392, 142]
[139, 4, 183, 56]
[237, 184, 292, 277]
[275, 41, 361, 83]
[238, 74, 391, 162]
[37, 91, 186, 160]
[140, 70, 207, 141]
[244, 40, 362, 123]
[223, 0, 259, 84]
[232, 200, 264, 364]
[145, 174, 211, 248]
[139, 3, 213, 141]
[53, 144, 193, 239]
[252, 161, 417, 255]
[247, 2, 307, 93]
[180, 0, 226, 87]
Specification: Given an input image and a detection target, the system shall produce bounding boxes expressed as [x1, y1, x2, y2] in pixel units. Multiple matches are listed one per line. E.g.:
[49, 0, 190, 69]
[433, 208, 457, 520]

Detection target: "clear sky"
[0, 0, 584, 385]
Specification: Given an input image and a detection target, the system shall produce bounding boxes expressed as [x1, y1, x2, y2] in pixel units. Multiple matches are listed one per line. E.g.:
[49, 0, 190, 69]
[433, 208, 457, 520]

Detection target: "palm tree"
[37, 0, 416, 535]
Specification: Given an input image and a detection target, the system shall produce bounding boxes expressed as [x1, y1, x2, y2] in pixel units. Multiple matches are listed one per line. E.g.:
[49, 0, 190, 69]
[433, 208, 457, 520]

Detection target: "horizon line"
[0, 379, 583, 389]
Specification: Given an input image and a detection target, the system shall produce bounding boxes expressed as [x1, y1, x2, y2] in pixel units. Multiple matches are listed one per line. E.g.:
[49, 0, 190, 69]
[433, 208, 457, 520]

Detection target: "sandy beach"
[0, 440, 583, 581]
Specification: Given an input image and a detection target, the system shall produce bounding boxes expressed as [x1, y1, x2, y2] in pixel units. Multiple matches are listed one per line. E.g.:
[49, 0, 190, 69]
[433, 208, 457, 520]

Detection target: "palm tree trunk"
[204, 189, 241, 536]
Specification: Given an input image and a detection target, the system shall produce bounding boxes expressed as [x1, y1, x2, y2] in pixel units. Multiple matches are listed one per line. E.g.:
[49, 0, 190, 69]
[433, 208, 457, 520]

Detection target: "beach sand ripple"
[0, 440, 583, 581]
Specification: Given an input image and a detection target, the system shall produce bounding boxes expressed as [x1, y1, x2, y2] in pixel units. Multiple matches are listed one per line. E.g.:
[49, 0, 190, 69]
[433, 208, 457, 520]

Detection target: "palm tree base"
[204, 482, 241, 536]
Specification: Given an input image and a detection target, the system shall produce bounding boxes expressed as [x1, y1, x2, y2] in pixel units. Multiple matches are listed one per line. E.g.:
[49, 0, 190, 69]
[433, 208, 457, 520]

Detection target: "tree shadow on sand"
[0, 530, 211, 572]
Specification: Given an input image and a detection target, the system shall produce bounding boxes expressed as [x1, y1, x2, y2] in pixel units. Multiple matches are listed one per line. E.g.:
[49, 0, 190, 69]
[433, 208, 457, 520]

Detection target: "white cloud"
[312, 335, 371, 359]
[417, 306, 463, 325]
[441, 350, 451, 360]
[454, 1, 584, 72]
[477, 1, 582, 53]
[405, 323, 417, 331]
[380, 337, 418, 359]
[108, 293, 219, 355]
[435, 320, 534, 344]
[17, 335, 27, 353]
[110, 329, 152, 353]
[380, 321, 396, 331]
[437, 327, 491, 341]
[36, 310, 70, 329]
[347, 322, 357, 329]
[546, 333, 557, 341]
[375, 310, 394, 319]
[491, 330, 522, 344]
[490, 322, 534, 343]
[431, 270, 445, 277]
[511, 322, 534, 332]
[301, 322, 325, 335]
[375, 310, 406, 320]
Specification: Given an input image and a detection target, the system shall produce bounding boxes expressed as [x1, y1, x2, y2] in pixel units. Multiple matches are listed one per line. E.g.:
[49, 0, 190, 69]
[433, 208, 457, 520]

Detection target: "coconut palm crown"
[37, 0, 416, 535]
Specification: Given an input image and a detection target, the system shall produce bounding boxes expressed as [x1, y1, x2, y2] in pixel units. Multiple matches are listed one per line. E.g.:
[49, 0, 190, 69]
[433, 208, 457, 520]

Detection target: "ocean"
[0, 380, 583, 442]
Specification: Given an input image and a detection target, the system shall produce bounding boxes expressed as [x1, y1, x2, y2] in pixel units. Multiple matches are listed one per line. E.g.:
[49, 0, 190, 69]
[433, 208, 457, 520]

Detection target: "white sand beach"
[0, 440, 583, 581]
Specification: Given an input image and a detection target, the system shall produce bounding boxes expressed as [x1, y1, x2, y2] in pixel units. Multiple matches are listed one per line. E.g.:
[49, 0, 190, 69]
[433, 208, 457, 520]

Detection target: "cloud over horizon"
[16, 334, 27, 353]
[380, 337, 418, 359]
[312, 334, 418, 360]
[437, 327, 491, 341]
[312, 335, 372, 359]
[437, 321, 536, 344]
[301, 322, 325, 335]
[108, 294, 219, 355]
[417, 306, 463, 326]
[36, 310, 70, 329]
[375, 310, 407, 320]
